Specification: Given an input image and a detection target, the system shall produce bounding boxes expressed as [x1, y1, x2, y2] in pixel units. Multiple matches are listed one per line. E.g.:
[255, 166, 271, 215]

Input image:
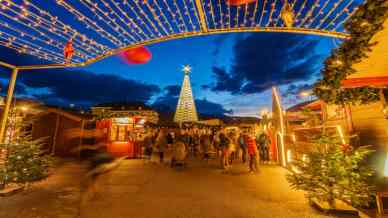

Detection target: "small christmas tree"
[287, 134, 375, 208]
[0, 130, 53, 187]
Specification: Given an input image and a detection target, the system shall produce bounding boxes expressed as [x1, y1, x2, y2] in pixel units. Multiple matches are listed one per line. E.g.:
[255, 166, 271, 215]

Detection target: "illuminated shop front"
[97, 116, 146, 157]
[92, 103, 159, 157]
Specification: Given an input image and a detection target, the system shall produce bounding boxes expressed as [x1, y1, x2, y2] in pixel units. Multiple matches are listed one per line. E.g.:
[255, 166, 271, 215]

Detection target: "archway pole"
[0, 68, 18, 143]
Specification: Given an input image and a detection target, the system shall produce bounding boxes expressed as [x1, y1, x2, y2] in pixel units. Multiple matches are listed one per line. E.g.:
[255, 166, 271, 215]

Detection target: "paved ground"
[1, 155, 338, 218]
[80, 155, 333, 218]
[0, 159, 85, 218]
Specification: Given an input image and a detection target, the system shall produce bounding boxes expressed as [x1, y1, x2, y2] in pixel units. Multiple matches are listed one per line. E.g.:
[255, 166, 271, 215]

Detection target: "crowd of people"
[81, 126, 271, 202]
[138, 126, 271, 173]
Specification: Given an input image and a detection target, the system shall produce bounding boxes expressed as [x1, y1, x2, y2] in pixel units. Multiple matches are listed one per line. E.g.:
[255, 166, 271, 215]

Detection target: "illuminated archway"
[0, 0, 364, 142]
[0, 0, 359, 69]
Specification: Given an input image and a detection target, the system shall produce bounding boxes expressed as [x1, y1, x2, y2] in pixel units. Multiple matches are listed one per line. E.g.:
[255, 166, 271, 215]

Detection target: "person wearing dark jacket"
[219, 131, 230, 170]
[238, 133, 248, 163]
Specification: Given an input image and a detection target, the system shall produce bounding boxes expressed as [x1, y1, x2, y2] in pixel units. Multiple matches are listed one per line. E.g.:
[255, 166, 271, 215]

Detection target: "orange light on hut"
[281, 1, 295, 28]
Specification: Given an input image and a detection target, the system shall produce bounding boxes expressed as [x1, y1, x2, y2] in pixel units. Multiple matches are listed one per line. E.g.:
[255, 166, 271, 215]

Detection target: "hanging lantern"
[281, 1, 295, 28]
[226, 0, 256, 6]
[120, 46, 152, 64]
[63, 39, 74, 64]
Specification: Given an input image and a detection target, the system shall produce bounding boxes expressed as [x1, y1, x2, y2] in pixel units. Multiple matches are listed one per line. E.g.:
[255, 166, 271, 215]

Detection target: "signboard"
[113, 117, 133, 124]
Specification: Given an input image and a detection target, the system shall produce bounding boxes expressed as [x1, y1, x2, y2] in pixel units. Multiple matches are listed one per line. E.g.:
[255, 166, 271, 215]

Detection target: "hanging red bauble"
[226, 0, 256, 6]
[63, 39, 74, 64]
[120, 46, 152, 64]
[341, 144, 351, 153]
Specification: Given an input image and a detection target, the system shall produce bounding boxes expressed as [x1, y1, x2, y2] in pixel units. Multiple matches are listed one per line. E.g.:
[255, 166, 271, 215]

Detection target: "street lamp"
[299, 90, 313, 101]
[20, 106, 28, 112]
[299, 91, 310, 98]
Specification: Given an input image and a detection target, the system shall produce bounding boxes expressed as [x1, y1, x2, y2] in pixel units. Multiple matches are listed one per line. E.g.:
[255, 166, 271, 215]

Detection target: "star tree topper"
[182, 65, 192, 75]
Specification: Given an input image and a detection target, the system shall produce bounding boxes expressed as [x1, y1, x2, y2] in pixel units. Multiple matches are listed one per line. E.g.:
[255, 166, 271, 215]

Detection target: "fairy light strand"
[298, 0, 320, 27]
[321, 0, 354, 30]
[0, 0, 358, 66]
[259, 0, 268, 26]
[316, 0, 346, 29]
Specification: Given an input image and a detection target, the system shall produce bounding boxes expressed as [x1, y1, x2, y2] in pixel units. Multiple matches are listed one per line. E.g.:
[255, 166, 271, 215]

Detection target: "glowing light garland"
[0, 0, 360, 66]
[258, 0, 268, 26]
[316, 0, 347, 29]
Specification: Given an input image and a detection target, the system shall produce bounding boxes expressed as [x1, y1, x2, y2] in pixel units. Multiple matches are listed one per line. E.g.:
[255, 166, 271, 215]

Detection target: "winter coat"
[219, 133, 230, 148]
[246, 136, 258, 155]
[156, 133, 168, 152]
[200, 135, 211, 153]
[238, 135, 247, 148]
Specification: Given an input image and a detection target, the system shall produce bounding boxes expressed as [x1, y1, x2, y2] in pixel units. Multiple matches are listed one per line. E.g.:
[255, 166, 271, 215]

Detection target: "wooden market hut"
[31, 107, 97, 157]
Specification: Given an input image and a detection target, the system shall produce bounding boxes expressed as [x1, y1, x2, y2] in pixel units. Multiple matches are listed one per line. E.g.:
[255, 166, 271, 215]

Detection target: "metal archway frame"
[0, 0, 360, 142]
[0, 26, 349, 143]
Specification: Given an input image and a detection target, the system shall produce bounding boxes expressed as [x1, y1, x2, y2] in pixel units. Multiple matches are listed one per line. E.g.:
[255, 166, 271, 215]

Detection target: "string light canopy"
[0, 0, 363, 69]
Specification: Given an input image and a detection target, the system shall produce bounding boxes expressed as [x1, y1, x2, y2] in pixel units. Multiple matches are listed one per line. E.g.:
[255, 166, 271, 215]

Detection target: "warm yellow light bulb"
[384, 152, 388, 177]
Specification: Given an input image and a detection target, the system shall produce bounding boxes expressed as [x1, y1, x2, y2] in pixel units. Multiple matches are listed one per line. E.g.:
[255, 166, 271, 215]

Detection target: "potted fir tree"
[0, 131, 53, 196]
[287, 134, 375, 215]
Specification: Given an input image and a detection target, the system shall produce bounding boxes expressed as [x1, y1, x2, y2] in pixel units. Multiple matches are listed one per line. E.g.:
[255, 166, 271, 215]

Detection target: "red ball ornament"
[226, 0, 256, 6]
[341, 144, 351, 153]
[120, 46, 152, 64]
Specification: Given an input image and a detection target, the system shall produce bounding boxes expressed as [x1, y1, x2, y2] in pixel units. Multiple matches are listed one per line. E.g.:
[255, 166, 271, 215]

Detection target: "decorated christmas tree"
[0, 113, 53, 188]
[287, 134, 375, 208]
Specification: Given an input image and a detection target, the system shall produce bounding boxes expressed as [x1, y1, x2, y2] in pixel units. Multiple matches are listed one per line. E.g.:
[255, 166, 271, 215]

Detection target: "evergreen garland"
[314, 0, 388, 104]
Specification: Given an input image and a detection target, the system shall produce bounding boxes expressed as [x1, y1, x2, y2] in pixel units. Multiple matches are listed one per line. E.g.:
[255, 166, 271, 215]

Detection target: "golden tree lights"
[0, 0, 359, 66]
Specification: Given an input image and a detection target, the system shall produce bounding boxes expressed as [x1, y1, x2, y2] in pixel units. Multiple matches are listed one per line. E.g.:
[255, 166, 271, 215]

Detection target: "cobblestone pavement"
[1, 156, 336, 218]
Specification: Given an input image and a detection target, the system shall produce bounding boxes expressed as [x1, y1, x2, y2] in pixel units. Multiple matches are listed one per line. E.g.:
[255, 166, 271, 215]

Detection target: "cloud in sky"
[0, 79, 27, 95]
[207, 33, 323, 95]
[163, 85, 181, 97]
[0, 69, 160, 106]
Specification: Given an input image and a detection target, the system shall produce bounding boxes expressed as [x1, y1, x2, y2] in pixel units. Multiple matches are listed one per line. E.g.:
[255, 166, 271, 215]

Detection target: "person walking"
[143, 132, 153, 163]
[155, 130, 168, 163]
[219, 130, 230, 170]
[227, 131, 237, 164]
[238, 132, 248, 163]
[200, 132, 211, 162]
[246, 133, 259, 173]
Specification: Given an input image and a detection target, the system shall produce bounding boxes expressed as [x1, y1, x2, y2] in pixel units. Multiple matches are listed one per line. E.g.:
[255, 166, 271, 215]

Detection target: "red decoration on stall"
[63, 39, 74, 64]
[341, 77, 388, 88]
[107, 119, 112, 128]
[96, 120, 101, 129]
[226, 0, 256, 6]
[96, 119, 112, 129]
[120, 46, 152, 64]
[265, 128, 278, 161]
